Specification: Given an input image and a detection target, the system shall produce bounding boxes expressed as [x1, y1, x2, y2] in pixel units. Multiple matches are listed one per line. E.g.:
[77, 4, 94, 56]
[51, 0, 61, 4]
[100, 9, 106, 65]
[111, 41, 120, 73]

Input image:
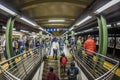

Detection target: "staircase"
[42, 59, 59, 80]
[60, 58, 74, 80]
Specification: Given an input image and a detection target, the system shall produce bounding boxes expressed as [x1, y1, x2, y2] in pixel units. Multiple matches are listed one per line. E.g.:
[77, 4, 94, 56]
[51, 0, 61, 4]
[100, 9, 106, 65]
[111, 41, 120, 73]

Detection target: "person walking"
[77, 36, 82, 58]
[60, 54, 67, 73]
[45, 38, 51, 56]
[46, 67, 59, 80]
[2, 39, 8, 59]
[18, 38, 24, 54]
[52, 38, 59, 60]
[0, 45, 3, 61]
[70, 38, 75, 54]
[67, 62, 79, 80]
[59, 38, 64, 54]
[35, 39, 41, 54]
[84, 35, 96, 65]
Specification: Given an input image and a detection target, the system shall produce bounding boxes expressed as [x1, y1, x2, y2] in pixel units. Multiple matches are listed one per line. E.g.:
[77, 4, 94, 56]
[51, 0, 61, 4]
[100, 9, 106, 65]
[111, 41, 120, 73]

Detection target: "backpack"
[61, 57, 67, 65]
[69, 68, 76, 78]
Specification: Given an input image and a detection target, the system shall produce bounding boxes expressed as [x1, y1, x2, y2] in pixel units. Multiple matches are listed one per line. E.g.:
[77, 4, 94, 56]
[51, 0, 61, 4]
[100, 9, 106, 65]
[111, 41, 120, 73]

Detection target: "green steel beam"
[6, 18, 15, 59]
[97, 17, 103, 54]
[101, 15, 108, 55]
[9, 19, 15, 57]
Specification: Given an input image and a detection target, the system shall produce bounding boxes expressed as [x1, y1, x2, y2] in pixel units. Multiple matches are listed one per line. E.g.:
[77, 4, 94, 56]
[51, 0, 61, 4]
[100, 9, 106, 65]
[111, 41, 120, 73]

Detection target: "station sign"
[46, 28, 68, 32]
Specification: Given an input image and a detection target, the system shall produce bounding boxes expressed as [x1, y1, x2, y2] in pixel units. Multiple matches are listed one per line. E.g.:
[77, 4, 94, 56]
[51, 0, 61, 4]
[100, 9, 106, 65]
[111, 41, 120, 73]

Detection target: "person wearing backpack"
[67, 62, 79, 80]
[60, 54, 67, 73]
[46, 67, 59, 80]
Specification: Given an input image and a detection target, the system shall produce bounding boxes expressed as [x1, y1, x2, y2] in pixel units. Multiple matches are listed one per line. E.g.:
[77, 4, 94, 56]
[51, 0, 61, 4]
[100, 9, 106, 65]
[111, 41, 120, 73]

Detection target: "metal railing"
[0, 47, 43, 80]
[74, 47, 119, 80]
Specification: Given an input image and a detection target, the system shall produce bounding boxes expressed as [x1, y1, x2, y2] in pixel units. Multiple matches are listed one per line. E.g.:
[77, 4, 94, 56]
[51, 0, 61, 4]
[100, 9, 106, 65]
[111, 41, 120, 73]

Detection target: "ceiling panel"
[3, 0, 94, 36]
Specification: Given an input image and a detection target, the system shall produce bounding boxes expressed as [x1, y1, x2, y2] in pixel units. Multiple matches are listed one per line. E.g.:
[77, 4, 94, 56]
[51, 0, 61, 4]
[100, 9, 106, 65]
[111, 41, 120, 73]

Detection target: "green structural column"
[97, 15, 108, 55]
[101, 15, 108, 55]
[6, 18, 15, 59]
[97, 17, 103, 54]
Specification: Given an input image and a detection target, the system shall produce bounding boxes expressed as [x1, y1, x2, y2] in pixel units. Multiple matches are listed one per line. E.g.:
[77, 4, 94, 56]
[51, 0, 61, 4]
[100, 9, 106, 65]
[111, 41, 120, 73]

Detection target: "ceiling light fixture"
[76, 16, 92, 26]
[69, 26, 74, 31]
[39, 27, 44, 31]
[2, 26, 6, 29]
[13, 28, 16, 30]
[94, 0, 120, 14]
[0, 4, 17, 16]
[20, 17, 37, 26]
[117, 22, 120, 25]
[48, 19, 65, 22]
[20, 30, 28, 33]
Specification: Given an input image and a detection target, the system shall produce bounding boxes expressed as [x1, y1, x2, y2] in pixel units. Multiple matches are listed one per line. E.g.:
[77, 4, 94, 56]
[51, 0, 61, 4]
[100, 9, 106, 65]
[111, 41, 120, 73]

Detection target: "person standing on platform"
[52, 37, 59, 60]
[84, 35, 96, 65]
[35, 39, 41, 54]
[25, 39, 29, 51]
[77, 36, 82, 58]
[13, 40, 17, 56]
[67, 62, 79, 80]
[0, 45, 3, 61]
[46, 67, 59, 80]
[2, 39, 8, 59]
[18, 37, 24, 54]
[70, 38, 75, 54]
[60, 54, 67, 73]
[45, 38, 51, 56]
[59, 38, 64, 55]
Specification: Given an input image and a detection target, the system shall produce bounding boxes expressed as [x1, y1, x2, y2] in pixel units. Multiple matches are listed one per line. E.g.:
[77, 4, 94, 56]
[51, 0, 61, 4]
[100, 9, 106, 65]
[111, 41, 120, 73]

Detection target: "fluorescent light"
[94, 0, 120, 14]
[117, 22, 120, 25]
[107, 24, 111, 28]
[76, 16, 92, 26]
[20, 17, 37, 26]
[2, 26, 6, 29]
[69, 26, 74, 31]
[13, 28, 16, 30]
[39, 27, 44, 31]
[20, 30, 28, 33]
[48, 19, 65, 22]
[0, 4, 17, 16]
[84, 29, 93, 32]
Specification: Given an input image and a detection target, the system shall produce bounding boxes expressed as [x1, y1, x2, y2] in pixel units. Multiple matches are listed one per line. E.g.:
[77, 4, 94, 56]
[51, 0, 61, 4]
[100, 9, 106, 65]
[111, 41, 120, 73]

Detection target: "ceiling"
[3, 0, 95, 36]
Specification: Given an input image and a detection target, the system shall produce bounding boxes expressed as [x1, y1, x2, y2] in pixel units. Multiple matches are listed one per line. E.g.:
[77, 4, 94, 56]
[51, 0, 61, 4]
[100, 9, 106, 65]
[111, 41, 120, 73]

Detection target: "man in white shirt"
[52, 38, 59, 60]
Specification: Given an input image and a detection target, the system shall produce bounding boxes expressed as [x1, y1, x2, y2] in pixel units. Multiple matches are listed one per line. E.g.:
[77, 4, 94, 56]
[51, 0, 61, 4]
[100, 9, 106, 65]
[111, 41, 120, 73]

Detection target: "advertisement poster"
[116, 37, 120, 49]
[108, 37, 115, 48]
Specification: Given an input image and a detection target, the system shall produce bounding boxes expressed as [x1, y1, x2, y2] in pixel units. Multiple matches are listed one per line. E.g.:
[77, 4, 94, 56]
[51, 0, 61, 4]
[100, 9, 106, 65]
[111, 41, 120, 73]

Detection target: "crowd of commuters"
[0, 34, 96, 80]
[0, 35, 47, 60]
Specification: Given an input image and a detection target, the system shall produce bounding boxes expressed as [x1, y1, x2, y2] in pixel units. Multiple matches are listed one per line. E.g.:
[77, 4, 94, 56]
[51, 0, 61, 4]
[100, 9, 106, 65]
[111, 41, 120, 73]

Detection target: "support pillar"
[6, 18, 15, 59]
[97, 15, 108, 55]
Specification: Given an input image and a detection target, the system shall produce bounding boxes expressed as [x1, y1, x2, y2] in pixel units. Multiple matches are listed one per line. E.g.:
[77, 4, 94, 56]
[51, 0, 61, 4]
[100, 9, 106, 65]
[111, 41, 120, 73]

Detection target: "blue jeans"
[60, 46, 64, 54]
[46, 47, 50, 56]
[53, 49, 57, 59]
[20, 46, 23, 54]
[37, 46, 42, 54]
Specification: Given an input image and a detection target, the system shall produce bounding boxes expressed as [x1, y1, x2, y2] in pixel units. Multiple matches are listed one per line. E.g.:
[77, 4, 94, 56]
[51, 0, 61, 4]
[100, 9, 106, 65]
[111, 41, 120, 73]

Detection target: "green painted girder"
[101, 16, 108, 55]
[97, 17, 103, 54]
[97, 15, 108, 55]
[6, 18, 15, 59]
